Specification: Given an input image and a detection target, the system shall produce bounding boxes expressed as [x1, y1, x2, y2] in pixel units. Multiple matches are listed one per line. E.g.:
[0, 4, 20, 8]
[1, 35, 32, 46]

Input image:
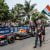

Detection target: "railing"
[0, 26, 30, 34]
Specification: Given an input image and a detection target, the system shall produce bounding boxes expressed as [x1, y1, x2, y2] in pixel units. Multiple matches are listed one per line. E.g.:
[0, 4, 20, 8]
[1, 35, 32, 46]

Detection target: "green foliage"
[0, 0, 4, 4]
[0, 0, 47, 22]
[39, 13, 48, 20]
[11, 0, 36, 22]
[11, 4, 24, 20]
[24, 0, 36, 13]
[0, 0, 9, 21]
[24, 0, 36, 19]
[31, 12, 48, 21]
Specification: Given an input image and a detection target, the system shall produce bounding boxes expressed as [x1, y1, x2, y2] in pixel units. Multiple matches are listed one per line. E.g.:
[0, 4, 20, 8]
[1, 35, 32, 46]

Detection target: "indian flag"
[42, 5, 50, 16]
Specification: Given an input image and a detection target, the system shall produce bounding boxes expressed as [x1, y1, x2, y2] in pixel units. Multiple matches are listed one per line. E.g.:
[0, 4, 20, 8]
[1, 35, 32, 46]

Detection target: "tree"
[11, 4, 24, 20]
[11, 0, 36, 22]
[31, 12, 39, 21]
[0, 0, 9, 21]
[39, 13, 48, 20]
[24, 0, 36, 19]
[31, 11, 48, 21]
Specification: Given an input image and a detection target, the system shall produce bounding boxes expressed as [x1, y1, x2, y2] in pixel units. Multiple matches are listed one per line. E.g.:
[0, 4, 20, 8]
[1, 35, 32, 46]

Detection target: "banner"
[0, 26, 30, 34]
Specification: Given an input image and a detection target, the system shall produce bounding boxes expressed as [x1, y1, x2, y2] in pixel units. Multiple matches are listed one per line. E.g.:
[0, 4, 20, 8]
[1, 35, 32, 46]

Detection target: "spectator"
[34, 19, 42, 48]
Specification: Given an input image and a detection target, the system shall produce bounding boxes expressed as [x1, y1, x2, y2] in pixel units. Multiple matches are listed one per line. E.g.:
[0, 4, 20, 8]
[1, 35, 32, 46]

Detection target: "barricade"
[0, 26, 30, 34]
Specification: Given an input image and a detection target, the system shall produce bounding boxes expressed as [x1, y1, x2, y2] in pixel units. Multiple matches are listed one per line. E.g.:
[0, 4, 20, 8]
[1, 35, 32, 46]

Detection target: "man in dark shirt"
[34, 19, 43, 48]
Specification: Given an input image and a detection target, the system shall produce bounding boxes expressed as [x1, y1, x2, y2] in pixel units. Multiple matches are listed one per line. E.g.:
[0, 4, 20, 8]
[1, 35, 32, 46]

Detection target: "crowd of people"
[29, 19, 45, 48]
[0, 20, 23, 27]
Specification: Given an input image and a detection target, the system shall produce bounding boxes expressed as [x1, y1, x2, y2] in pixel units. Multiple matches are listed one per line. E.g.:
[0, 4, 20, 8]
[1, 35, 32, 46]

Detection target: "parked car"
[0, 26, 15, 44]
[14, 29, 31, 40]
[6, 33, 15, 44]
[0, 34, 8, 46]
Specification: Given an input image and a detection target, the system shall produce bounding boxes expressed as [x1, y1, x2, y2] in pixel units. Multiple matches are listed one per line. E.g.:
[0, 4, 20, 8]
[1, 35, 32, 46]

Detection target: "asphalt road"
[0, 27, 50, 50]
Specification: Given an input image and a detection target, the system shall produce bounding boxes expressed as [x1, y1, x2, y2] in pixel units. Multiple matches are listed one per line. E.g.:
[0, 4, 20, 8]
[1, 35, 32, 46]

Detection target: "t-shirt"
[36, 24, 43, 35]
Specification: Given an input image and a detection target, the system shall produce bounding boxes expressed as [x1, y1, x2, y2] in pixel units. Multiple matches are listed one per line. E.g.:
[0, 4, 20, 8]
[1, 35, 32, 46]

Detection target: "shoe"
[40, 45, 42, 47]
[33, 46, 37, 48]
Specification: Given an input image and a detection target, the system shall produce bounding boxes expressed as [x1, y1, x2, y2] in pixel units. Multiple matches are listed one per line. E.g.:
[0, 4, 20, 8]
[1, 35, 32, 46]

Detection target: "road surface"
[0, 27, 50, 50]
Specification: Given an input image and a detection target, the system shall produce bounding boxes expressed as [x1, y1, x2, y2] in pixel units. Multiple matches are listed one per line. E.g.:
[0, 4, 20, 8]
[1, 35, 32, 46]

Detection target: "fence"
[0, 26, 30, 34]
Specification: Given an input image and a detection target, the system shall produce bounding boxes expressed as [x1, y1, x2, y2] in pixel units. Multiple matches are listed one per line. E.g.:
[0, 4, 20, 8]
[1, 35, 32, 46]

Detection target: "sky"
[5, 0, 50, 12]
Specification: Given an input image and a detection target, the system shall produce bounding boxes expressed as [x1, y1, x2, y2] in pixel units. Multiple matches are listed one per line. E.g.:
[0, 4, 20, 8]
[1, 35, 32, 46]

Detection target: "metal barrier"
[0, 26, 10, 34]
[0, 26, 30, 34]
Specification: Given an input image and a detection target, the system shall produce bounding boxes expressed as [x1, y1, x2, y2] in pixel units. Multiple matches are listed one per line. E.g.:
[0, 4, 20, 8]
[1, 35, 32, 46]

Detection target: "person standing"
[29, 20, 34, 32]
[29, 20, 35, 36]
[34, 19, 42, 48]
[42, 21, 45, 42]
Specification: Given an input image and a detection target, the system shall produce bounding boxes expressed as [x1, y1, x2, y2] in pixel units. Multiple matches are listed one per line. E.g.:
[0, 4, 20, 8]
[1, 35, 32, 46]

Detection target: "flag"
[42, 5, 50, 16]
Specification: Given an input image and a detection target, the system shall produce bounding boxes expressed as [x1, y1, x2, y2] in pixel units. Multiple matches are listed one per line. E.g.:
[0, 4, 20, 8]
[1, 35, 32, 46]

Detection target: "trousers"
[35, 34, 42, 47]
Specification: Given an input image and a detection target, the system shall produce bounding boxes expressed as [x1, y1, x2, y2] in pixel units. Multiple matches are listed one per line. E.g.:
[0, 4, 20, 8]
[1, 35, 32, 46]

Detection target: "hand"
[38, 32, 41, 35]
